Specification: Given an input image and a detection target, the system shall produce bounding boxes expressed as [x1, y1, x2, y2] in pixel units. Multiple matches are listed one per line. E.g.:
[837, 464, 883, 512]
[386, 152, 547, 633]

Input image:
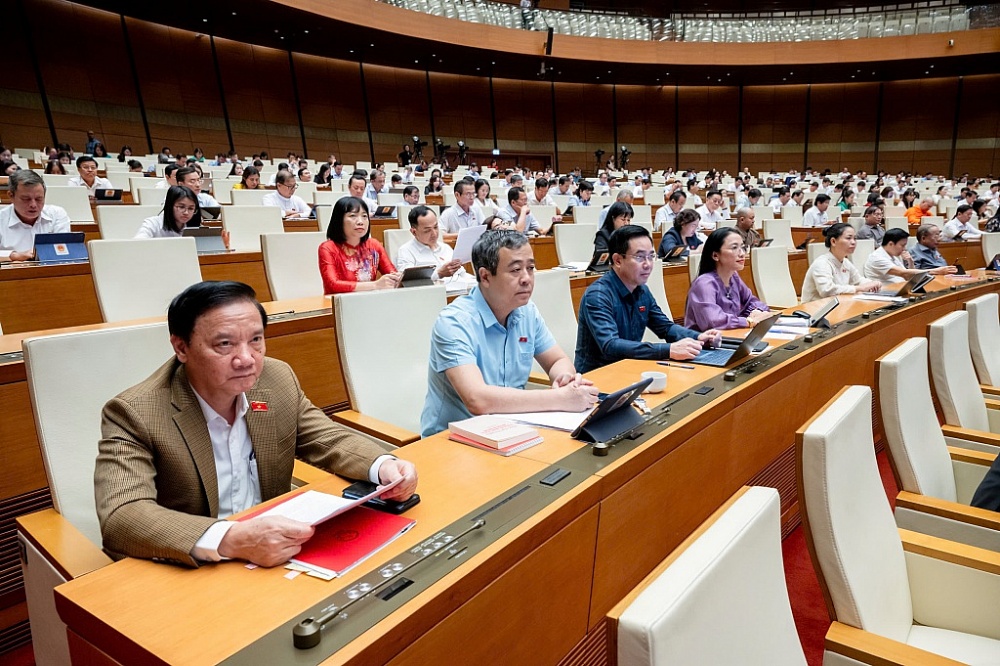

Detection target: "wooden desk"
[0, 252, 272, 334]
[50, 274, 1000, 665]
[790, 227, 985, 268]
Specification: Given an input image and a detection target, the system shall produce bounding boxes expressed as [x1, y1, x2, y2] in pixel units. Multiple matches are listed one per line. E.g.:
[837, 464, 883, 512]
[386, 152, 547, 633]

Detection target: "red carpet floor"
[783, 449, 899, 665]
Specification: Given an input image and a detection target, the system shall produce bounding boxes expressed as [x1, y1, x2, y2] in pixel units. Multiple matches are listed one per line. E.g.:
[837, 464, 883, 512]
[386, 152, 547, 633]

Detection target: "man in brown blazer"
[95, 281, 418, 568]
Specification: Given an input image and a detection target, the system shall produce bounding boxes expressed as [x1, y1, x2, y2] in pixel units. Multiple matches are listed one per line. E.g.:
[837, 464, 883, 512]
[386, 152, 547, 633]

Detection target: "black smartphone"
[342, 480, 421, 514]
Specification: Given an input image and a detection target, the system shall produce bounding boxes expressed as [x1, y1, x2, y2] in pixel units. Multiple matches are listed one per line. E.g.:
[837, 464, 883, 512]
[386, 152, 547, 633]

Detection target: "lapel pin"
[250, 401, 268, 412]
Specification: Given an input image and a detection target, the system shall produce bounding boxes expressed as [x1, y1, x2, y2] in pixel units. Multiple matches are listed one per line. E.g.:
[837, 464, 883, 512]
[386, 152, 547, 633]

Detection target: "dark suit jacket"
[95, 356, 392, 567]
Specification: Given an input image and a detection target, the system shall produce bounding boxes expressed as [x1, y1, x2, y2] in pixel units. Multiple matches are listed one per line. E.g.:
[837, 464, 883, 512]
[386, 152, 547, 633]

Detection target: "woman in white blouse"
[134, 186, 201, 238]
[800, 222, 881, 302]
[473, 178, 497, 217]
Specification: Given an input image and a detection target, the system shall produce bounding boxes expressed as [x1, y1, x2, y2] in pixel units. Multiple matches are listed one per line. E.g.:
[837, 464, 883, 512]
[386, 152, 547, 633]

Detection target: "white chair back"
[135, 187, 167, 207]
[572, 207, 602, 226]
[798, 385, 915, 642]
[852, 238, 876, 271]
[631, 205, 652, 227]
[260, 231, 325, 300]
[529, 270, 577, 376]
[753, 205, 774, 221]
[213, 179, 236, 205]
[929, 311, 990, 432]
[378, 193, 404, 205]
[43, 187, 93, 222]
[334, 285, 446, 434]
[885, 217, 909, 233]
[878, 338, 958, 503]
[982, 233, 1000, 266]
[643, 187, 665, 205]
[96, 205, 163, 240]
[806, 242, 826, 265]
[295, 182, 317, 201]
[751, 245, 798, 308]
[781, 206, 803, 225]
[966, 294, 1000, 386]
[41, 174, 73, 187]
[221, 206, 284, 252]
[847, 216, 865, 232]
[314, 190, 351, 206]
[384, 229, 413, 267]
[688, 252, 701, 285]
[23, 322, 173, 547]
[614, 487, 806, 666]
[397, 205, 440, 230]
[763, 218, 794, 248]
[89, 238, 202, 322]
[643, 260, 672, 345]
[231, 189, 268, 206]
[554, 224, 597, 265]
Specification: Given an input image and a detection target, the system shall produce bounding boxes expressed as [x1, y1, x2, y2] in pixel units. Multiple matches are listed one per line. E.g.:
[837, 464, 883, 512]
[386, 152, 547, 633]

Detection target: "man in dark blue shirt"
[575, 225, 721, 373]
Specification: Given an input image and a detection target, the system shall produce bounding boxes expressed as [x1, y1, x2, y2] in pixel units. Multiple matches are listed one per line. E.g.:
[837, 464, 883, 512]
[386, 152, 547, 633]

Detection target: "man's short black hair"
[75, 155, 97, 168]
[407, 204, 435, 228]
[814, 194, 831, 205]
[168, 281, 266, 344]
[454, 179, 473, 195]
[577, 180, 594, 192]
[668, 190, 686, 203]
[402, 185, 419, 198]
[534, 177, 548, 190]
[748, 188, 762, 199]
[608, 224, 651, 258]
[507, 186, 525, 204]
[174, 166, 199, 183]
[882, 228, 909, 246]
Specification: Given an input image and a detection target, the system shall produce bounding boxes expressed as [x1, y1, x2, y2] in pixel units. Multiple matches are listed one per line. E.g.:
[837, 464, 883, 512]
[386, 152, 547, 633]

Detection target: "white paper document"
[452, 224, 487, 264]
[774, 316, 809, 327]
[853, 294, 905, 303]
[502, 409, 591, 432]
[258, 478, 402, 526]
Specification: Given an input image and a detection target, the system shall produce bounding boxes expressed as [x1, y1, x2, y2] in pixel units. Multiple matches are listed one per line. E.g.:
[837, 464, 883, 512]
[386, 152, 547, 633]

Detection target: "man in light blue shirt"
[420, 230, 598, 436]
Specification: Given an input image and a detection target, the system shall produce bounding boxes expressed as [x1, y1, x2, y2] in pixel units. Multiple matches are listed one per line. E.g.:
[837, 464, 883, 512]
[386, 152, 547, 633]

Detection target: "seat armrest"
[985, 398, 1000, 411]
[948, 446, 995, 502]
[291, 459, 331, 488]
[824, 622, 964, 665]
[330, 409, 419, 447]
[16, 509, 111, 581]
[941, 424, 1000, 450]
[900, 528, 1000, 640]
[981, 384, 1000, 397]
[896, 491, 1000, 531]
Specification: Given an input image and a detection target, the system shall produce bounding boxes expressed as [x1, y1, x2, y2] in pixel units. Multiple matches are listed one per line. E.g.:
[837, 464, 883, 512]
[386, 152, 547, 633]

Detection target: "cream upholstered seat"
[333, 285, 446, 443]
[260, 231, 325, 300]
[572, 206, 602, 226]
[396, 204, 440, 230]
[608, 487, 807, 666]
[135, 187, 167, 207]
[762, 218, 794, 248]
[529, 270, 577, 377]
[806, 241, 826, 265]
[780, 205, 803, 225]
[554, 223, 597, 265]
[89, 238, 202, 323]
[642, 259, 672, 343]
[17, 323, 172, 666]
[877, 337, 1000, 550]
[96, 204, 163, 240]
[221, 205, 284, 252]
[929, 311, 1000, 437]
[43, 186, 93, 222]
[383, 228, 413, 267]
[799, 385, 1000, 664]
[885, 217, 909, 233]
[230, 189, 268, 206]
[851, 238, 875, 271]
[982, 232, 1000, 266]
[753, 205, 774, 221]
[966, 294, 1000, 389]
[751, 245, 798, 308]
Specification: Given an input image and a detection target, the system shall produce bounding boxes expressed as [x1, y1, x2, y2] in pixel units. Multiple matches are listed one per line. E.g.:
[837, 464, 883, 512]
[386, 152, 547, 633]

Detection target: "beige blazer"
[95, 356, 392, 567]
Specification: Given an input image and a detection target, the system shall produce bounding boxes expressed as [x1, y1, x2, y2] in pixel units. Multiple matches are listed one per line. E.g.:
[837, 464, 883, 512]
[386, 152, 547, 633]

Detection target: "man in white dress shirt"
[528, 177, 556, 207]
[0, 170, 71, 261]
[262, 171, 310, 218]
[439, 180, 485, 242]
[864, 228, 955, 284]
[155, 163, 182, 189]
[176, 167, 219, 208]
[395, 206, 465, 280]
[67, 155, 114, 198]
[654, 190, 686, 231]
[363, 170, 390, 203]
[943, 204, 983, 240]
[770, 187, 791, 215]
[695, 189, 728, 233]
[802, 194, 832, 227]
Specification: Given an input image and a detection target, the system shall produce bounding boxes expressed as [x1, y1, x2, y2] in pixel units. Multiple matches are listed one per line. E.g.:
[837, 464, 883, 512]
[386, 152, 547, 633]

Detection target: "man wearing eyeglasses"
[68, 155, 114, 199]
[175, 166, 219, 209]
[262, 170, 310, 219]
[575, 225, 720, 373]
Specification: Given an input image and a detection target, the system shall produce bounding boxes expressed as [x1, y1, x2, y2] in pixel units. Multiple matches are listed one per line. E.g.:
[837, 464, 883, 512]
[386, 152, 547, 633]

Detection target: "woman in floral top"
[319, 196, 401, 293]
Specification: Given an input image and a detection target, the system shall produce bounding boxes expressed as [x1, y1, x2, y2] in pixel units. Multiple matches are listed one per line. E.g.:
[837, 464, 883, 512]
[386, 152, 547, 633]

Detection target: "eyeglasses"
[626, 253, 657, 264]
[173, 204, 197, 214]
[279, 182, 298, 190]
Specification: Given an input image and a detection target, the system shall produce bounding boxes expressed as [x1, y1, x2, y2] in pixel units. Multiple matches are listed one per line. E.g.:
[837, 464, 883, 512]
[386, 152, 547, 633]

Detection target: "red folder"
[290, 505, 416, 578]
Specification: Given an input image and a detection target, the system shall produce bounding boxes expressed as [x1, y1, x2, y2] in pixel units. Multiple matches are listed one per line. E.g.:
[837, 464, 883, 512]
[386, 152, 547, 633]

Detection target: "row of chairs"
[610, 294, 1000, 664]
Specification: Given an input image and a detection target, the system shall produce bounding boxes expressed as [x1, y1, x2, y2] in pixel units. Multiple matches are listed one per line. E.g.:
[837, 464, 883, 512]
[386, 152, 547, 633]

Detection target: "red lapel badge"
[250, 401, 268, 412]
[639, 306, 646, 312]
[519, 336, 528, 343]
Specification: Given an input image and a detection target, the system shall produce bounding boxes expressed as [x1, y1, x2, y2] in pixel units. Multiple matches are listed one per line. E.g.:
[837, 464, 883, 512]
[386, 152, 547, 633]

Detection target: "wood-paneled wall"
[3, 0, 999, 177]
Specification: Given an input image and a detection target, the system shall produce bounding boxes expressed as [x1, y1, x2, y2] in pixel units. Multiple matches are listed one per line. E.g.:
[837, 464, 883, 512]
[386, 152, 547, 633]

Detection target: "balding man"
[733, 208, 761, 249]
[905, 197, 935, 226]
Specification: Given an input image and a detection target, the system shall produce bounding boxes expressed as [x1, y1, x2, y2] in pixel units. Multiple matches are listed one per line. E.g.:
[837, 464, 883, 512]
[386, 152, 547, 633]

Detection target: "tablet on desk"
[94, 189, 123, 203]
[182, 226, 228, 254]
[34, 232, 88, 264]
[400, 265, 435, 287]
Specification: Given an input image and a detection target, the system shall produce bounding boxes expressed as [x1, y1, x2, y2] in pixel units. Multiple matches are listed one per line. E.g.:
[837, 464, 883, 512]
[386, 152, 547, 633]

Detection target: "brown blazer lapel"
[245, 387, 282, 499]
[170, 365, 220, 518]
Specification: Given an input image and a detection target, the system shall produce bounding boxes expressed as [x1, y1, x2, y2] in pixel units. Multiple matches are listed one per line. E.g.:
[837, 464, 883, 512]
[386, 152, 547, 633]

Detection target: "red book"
[290, 506, 416, 579]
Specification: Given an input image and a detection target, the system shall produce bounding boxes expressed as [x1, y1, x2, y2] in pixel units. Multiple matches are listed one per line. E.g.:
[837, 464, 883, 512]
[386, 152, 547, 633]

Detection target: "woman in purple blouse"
[684, 228, 770, 331]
